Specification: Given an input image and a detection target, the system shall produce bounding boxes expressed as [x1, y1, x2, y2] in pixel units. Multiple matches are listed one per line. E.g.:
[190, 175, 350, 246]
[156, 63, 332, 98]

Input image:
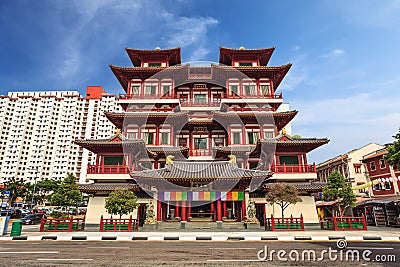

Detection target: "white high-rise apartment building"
[0, 86, 121, 184]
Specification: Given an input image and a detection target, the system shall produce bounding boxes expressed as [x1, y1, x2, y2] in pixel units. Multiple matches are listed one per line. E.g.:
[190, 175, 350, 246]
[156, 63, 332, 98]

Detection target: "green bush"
[50, 211, 69, 218]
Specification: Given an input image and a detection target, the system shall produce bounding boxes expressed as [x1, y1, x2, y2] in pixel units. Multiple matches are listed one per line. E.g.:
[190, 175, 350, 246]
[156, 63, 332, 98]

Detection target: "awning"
[356, 196, 400, 206]
[315, 200, 337, 207]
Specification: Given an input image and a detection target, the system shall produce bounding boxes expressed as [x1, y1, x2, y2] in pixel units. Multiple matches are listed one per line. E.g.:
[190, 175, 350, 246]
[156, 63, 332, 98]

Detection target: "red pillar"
[188, 201, 191, 219]
[157, 200, 162, 221]
[155, 124, 160, 145]
[175, 201, 180, 217]
[217, 200, 222, 221]
[241, 199, 246, 221]
[223, 201, 227, 218]
[181, 201, 186, 221]
[211, 202, 215, 221]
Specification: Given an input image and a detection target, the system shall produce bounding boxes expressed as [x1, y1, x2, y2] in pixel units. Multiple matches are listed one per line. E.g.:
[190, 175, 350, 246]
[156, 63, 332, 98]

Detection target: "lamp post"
[30, 167, 39, 208]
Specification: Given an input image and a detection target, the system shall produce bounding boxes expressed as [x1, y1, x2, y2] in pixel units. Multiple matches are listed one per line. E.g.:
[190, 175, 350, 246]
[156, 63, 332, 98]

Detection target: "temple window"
[249, 162, 259, 169]
[131, 85, 140, 95]
[239, 62, 252, 67]
[161, 133, 169, 145]
[141, 162, 153, 169]
[232, 132, 241, 144]
[244, 85, 256, 95]
[178, 138, 187, 147]
[214, 137, 224, 146]
[148, 62, 162, 67]
[379, 159, 386, 169]
[145, 85, 156, 95]
[103, 156, 123, 165]
[247, 132, 259, 144]
[194, 138, 207, 149]
[194, 94, 207, 103]
[261, 84, 271, 96]
[264, 131, 274, 138]
[230, 85, 238, 95]
[279, 155, 299, 165]
[370, 162, 376, 171]
[163, 85, 170, 95]
[143, 132, 154, 144]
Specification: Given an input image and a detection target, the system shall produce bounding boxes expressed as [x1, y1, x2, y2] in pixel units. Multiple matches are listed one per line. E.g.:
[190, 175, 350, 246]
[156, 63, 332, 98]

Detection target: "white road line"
[209, 247, 257, 250]
[207, 259, 261, 262]
[86, 246, 130, 249]
[347, 247, 394, 250]
[37, 258, 93, 261]
[0, 251, 59, 254]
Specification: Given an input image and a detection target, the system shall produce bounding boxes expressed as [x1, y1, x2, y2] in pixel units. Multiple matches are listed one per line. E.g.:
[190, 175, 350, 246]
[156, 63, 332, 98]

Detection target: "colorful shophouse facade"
[76, 46, 329, 226]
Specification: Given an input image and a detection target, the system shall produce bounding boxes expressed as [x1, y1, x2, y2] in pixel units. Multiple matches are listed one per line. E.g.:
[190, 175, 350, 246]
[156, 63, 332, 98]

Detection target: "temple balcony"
[87, 164, 134, 174]
[271, 164, 316, 173]
[119, 93, 179, 100]
[225, 92, 282, 99]
[180, 100, 221, 107]
[189, 149, 214, 157]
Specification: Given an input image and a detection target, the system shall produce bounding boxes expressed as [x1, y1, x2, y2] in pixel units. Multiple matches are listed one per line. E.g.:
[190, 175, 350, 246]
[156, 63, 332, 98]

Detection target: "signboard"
[0, 216, 10, 235]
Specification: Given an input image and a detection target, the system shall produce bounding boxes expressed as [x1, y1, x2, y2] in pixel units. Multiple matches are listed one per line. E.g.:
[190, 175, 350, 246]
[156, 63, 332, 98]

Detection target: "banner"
[158, 191, 244, 201]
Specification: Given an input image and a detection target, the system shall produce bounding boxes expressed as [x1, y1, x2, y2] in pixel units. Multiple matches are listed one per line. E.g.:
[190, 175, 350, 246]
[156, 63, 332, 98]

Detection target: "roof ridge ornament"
[228, 154, 237, 165]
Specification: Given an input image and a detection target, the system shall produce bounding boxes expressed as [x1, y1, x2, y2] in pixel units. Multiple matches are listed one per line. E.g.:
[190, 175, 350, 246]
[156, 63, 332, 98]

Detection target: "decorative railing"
[40, 217, 85, 232]
[119, 94, 178, 100]
[189, 150, 213, 156]
[180, 100, 221, 107]
[99, 216, 138, 232]
[271, 164, 316, 173]
[87, 164, 133, 174]
[265, 215, 304, 231]
[320, 216, 367, 231]
[227, 92, 282, 99]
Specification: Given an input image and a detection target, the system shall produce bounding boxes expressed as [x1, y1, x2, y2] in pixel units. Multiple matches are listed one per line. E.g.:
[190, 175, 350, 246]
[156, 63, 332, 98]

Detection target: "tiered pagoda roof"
[126, 47, 181, 67]
[105, 111, 189, 128]
[219, 46, 275, 66]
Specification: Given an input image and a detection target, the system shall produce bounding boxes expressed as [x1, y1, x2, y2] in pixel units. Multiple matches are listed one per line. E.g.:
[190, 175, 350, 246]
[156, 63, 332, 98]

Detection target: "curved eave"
[105, 112, 189, 128]
[78, 183, 139, 193]
[260, 138, 330, 153]
[147, 146, 189, 156]
[212, 110, 298, 131]
[125, 47, 181, 67]
[74, 139, 155, 157]
[110, 65, 164, 91]
[219, 46, 276, 66]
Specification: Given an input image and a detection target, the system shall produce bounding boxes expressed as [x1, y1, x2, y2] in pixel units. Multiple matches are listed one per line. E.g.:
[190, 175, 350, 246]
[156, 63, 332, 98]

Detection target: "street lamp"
[29, 167, 39, 208]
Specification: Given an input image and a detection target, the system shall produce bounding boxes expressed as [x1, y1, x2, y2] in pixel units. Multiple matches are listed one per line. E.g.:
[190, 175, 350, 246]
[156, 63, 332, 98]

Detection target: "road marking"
[347, 247, 394, 250]
[37, 258, 93, 261]
[0, 251, 59, 254]
[207, 259, 261, 262]
[209, 247, 257, 250]
[86, 246, 131, 249]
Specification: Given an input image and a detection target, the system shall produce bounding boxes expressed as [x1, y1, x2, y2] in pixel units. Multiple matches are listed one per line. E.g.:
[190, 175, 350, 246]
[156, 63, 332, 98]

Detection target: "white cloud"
[321, 49, 345, 59]
[279, 53, 309, 91]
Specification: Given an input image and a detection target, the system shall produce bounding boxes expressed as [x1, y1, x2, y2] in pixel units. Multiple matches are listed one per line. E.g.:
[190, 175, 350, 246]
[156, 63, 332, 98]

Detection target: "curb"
[0, 235, 399, 242]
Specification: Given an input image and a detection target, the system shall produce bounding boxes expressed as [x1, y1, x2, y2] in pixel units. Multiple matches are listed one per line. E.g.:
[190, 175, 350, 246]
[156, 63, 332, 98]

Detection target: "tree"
[291, 134, 302, 139]
[105, 188, 138, 218]
[322, 171, 356, 217]
[266, 183, 302, 218]
[51, 174, 82, 213]
[3, 177, 28, 206]
[384, 129, 400, 167]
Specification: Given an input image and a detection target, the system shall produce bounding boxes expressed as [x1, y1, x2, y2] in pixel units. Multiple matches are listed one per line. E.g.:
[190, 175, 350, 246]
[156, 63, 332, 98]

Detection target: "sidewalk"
[1, 226, 400, 242]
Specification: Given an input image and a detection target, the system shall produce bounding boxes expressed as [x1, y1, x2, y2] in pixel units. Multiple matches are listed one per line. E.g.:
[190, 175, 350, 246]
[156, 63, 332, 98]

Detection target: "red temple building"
[76, 46, 329, 229]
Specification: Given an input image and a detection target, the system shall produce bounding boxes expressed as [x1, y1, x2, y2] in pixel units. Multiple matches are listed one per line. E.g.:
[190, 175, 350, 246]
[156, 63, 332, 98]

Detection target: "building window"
[145, 86, 156, 95]
[104, 156, 123, 165]
[214, 138, 224, 147]
[163, 86, 170, 95]
[131, 86, 140, 95]
[354, 165, 361, 173]
[379, 159, 386, 169]
[279, 155, 299, 165]
[194, 138, 207, 149]
[264, 131, 274, 138]
[244, 85, 256, 95]
[178, 138, 187, 147]
[249, 162, 258, 169]
[143, 132, 154, 144]
[148, 62, 161, 67]
[161, 133, 169, 145]
[232, 132, 241, 144]
[194, 94, 207, 103]
[261, 85, 270, 95]
[239, 62, 252, 67]
[247, 132, 259, 144]
[230, 85, 238, 95]
[370, 162, 376, 171]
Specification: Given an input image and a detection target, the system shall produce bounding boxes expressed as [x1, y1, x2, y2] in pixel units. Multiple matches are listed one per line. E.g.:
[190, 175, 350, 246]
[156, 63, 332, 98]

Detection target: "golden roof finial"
[228, 154, 237, 165]
[116, 128, 121, 135]
[166, 155, 174, 165]
[282, 128, 287, 135]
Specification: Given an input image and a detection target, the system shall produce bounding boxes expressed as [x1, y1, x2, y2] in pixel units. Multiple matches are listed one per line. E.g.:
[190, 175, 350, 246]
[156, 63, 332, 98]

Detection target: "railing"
[180, 100, 221, 107]
[227, 92, 282, 99]
[265, 215, 304, 231]
[271, 164, 316, 173]
[119, 94, 178, 100]
[40, 217, 85, 232]
[87, 164, 133, 174]
[320, 216, 367, 231]
[99, 216, 138, 232]
[189, 150, 213, 156]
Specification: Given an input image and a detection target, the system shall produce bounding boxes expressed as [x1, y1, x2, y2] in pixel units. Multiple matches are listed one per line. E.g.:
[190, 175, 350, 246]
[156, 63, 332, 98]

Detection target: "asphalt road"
[0, 241, 398, 266]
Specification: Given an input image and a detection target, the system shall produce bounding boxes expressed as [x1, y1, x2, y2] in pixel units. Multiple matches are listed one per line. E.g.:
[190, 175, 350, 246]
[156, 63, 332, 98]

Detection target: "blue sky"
[1, 0, 399, 163]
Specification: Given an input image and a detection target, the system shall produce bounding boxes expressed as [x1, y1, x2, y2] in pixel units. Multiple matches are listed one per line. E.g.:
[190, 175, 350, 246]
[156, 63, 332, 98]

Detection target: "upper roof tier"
[219, 46, 275, 66]
[125, 47, 181, 67]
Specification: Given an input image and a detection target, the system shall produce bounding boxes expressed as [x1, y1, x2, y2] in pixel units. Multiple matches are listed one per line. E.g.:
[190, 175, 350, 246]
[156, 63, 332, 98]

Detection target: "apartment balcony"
[271, 164, 316, 173]
[87, 164, 133, 174]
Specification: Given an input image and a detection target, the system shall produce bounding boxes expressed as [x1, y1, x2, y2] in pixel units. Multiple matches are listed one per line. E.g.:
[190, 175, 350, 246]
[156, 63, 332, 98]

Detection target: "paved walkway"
[1, 225, 399, 241]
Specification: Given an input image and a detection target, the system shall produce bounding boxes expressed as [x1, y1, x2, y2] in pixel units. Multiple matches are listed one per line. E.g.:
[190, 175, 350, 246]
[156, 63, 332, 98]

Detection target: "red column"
[211, 202, 215, 221]
[175, 201, 179, 217]
[181, 201, 186, 221]
[188, 201, 191, 219]
[217, 200, 222, 221]
[223, 201, 227, 217]
[157, 200, 162, 221]
[241, 199, 246, 221]
[155, 124, 160, 145]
